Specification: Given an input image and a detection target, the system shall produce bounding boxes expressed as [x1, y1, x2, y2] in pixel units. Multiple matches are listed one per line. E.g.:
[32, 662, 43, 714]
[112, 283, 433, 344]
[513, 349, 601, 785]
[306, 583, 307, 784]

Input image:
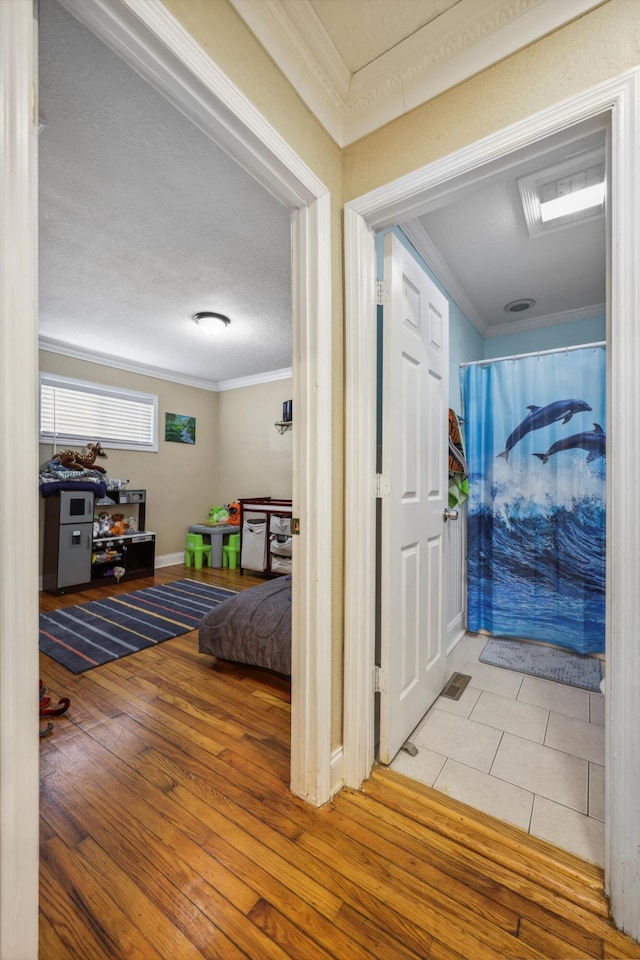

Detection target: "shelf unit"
[238, 497, 292, 576]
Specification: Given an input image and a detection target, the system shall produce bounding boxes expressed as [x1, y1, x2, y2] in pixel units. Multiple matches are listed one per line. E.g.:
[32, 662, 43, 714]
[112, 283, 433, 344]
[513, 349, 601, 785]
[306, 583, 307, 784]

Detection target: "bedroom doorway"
[343, 71, 640, 935]
[2, 0, 333, 950]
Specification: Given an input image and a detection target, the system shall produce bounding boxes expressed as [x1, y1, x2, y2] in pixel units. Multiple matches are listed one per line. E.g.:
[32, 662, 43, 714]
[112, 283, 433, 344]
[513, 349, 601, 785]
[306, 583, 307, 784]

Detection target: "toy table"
[188, 524, 237, 567]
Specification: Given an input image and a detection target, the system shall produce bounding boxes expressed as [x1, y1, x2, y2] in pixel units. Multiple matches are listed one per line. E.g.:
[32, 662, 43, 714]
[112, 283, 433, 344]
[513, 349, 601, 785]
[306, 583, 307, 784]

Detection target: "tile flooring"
[390, 632, 605, 866]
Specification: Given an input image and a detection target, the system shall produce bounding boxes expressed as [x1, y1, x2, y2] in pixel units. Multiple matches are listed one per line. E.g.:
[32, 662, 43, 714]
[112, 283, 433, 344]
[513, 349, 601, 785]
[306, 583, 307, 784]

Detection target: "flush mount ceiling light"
[518, 146, 605, 238]
[193, 312, 231, 336]
[504, 299, 535, 313]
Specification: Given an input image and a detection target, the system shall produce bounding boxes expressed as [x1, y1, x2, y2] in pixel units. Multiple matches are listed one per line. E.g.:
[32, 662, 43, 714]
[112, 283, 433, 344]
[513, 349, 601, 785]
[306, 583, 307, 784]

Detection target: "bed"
[198, 576, 291, 676]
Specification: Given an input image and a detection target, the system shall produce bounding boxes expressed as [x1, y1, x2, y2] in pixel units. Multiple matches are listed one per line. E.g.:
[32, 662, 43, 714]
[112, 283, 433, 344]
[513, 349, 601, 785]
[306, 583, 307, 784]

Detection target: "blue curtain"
[461, 345, 606, 655]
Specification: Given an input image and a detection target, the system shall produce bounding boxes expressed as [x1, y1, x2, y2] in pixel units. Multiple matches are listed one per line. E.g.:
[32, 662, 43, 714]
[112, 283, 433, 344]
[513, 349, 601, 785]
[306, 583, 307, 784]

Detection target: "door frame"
[3, 0, 333, 954]
[344, 70, 640, 937]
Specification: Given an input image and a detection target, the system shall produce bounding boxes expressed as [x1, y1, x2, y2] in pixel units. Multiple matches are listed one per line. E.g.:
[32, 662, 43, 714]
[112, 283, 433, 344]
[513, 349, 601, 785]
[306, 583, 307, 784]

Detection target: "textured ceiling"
[39, 0, 292, 388]
[308, 0, 460, 72]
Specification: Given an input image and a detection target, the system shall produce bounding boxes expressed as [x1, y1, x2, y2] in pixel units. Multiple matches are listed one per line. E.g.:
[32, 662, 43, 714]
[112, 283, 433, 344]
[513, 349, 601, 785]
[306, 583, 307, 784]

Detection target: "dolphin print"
[497, 398, 592, 461]
[532, 423, 606, 464]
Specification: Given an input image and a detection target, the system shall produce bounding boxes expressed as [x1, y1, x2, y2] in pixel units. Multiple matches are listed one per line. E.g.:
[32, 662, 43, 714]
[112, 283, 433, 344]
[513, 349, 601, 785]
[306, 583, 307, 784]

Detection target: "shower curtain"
[461, 344, 606, 655]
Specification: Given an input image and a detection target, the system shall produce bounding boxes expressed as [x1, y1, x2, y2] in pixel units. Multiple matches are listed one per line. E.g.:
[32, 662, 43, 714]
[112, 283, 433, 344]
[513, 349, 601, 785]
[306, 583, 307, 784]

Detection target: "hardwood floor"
[40, 565, 640, 959]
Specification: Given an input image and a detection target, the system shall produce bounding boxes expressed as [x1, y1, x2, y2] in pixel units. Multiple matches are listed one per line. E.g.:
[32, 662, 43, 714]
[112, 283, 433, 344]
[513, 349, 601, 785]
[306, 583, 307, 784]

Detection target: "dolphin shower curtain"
[461, 344, 606, 655]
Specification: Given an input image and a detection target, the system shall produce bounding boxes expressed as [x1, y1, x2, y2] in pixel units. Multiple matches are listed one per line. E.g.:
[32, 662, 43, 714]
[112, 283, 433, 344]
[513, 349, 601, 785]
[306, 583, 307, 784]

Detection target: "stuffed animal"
[208, 505, 229, 524]
[52, 441, 108, 473]
[227, 502, 241, 525]
[97, 513, 111, 536]
[109, 514, 127, 536]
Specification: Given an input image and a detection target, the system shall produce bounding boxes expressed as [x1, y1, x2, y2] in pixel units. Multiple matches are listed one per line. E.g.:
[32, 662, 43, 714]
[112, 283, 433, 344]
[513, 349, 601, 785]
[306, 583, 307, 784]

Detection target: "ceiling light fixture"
[504, 299, 535, 313]
[193, 312, 231, 335]
[540, 181, 605, 223]
[517, 145, 606, 238]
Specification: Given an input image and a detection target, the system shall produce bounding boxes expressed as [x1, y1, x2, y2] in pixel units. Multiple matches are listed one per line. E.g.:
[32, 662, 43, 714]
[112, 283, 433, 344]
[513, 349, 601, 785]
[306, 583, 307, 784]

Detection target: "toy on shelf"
[51, 441, 108, 473]
[96, 513, 111, 536]
[109, 514, 127, 536]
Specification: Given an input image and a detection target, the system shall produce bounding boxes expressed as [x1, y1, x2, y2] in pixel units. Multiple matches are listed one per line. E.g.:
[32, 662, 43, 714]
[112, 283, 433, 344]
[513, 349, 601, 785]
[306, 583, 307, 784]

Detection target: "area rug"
[479, 637, 603, 692]
[39, 579, 236, 674]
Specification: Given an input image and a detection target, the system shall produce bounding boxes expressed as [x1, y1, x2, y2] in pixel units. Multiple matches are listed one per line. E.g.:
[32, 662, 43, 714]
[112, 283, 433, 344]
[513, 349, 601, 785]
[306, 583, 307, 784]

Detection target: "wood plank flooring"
[40, 564, 640, 959]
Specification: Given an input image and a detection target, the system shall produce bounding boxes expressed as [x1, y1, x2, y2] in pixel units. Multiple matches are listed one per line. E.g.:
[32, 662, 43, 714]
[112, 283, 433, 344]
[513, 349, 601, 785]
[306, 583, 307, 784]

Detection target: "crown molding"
[215, 367, 293, 391]
[485, 301, 606, 337]
[229, 0, 605, 147]
[229, 0, 349, 145]
[39, 337, 291, 392]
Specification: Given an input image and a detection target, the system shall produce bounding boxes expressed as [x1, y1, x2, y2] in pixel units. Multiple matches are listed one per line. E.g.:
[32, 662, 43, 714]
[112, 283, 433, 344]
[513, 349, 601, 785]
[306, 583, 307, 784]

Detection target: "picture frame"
[165, 413, 196, 444]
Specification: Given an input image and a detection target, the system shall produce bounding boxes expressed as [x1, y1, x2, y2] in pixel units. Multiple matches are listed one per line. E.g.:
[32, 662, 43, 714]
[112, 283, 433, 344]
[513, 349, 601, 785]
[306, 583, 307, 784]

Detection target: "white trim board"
[0, 3, 40, 958]
[40, 336, 292, 392]
[344, 69, 640, 940]
[5, 0, 333, 954]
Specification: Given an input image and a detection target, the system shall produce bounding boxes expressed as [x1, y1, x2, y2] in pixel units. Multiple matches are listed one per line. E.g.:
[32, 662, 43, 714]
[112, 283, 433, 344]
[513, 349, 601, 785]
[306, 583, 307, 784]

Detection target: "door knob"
[443, 508, 459, 522]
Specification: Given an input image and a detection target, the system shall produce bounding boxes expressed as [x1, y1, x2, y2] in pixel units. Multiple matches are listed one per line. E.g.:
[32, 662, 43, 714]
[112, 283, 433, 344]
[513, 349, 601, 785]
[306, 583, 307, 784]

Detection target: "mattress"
[198, 576, 291, 676]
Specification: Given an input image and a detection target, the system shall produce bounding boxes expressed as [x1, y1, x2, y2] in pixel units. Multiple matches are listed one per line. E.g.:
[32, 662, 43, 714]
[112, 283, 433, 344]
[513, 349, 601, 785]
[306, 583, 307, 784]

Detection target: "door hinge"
[375, 474, 390, 498]
[376, 280, 390, 306]
[374, 664, 382, 693]
[290, 517, 300, 535]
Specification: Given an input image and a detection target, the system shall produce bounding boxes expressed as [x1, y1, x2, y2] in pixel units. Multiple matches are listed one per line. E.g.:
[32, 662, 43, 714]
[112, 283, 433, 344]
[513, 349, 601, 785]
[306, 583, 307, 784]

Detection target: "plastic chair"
[185, 532, 212, 570]
[222, 533, 241, 570]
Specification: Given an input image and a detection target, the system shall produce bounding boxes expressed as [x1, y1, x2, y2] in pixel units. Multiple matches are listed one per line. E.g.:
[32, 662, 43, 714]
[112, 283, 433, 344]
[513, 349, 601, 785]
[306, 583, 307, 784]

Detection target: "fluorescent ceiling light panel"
[540, 181, 605, 223]
[518, 144, 606, 238]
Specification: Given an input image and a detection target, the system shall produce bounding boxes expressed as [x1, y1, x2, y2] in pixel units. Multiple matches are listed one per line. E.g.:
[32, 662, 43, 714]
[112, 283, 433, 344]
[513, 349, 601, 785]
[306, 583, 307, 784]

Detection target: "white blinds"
[40, 374, 158, 451]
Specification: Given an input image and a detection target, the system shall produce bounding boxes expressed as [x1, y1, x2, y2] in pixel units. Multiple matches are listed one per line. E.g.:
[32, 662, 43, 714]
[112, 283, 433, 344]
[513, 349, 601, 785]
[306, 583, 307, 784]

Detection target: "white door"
[379, 232, 449, 764]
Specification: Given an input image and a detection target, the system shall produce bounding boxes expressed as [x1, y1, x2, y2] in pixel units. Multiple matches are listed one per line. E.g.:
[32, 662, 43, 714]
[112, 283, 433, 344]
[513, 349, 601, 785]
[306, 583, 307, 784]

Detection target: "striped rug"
[39, 579, 236, 674]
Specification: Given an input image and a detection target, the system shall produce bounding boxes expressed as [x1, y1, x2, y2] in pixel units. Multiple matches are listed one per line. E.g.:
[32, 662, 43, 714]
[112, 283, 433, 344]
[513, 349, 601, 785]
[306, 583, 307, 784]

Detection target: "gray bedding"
[198, 576, 291, 675]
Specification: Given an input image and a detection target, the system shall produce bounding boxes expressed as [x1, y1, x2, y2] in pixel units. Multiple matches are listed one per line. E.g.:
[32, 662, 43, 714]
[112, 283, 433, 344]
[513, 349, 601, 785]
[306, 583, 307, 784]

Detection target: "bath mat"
[479, 638, 603, 692]
[40, 579, 236, 674]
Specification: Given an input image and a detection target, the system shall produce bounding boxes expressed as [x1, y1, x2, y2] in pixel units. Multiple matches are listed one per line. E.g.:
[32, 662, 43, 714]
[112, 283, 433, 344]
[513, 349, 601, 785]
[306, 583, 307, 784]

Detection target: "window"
[40, 373, 158, 452]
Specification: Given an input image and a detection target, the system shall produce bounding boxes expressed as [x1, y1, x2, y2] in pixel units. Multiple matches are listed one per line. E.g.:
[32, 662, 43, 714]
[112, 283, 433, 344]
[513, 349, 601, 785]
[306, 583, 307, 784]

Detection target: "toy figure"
[97, 513, 111, 536]
[109, 514, 127, 536]
[52, 441, 108, 473]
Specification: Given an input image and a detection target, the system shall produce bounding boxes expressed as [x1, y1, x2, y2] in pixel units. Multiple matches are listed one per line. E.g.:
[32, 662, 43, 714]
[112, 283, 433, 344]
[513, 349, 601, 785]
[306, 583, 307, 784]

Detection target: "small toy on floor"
[39, 680, 70, 738]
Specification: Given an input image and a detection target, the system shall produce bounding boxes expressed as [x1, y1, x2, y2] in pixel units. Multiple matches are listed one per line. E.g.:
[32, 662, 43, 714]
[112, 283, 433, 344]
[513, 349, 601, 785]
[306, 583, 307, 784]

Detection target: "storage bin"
[270, 555, 292, 575]
[270, 515, 291, 536]
[241, 518, 267, 571]
[270, 535, 292, 557]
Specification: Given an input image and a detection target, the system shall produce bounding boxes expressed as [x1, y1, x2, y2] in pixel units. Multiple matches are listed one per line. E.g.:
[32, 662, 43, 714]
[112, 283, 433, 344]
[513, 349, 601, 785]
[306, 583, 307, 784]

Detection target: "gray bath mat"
[479, 638, 603, 692]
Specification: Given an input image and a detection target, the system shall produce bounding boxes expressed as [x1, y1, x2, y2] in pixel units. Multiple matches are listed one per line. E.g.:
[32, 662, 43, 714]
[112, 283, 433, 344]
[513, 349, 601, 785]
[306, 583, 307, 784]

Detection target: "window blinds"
[40, 374, 158, 451]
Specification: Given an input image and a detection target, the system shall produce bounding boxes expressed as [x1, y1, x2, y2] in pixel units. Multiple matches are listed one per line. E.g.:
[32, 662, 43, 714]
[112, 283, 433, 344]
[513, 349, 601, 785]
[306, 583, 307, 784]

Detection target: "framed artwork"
[165, 413, 196, 444]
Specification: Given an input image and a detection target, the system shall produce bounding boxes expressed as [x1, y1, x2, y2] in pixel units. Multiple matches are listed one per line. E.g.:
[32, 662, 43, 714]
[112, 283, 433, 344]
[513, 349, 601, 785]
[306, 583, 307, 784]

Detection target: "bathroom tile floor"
[390, 632, 605, 866]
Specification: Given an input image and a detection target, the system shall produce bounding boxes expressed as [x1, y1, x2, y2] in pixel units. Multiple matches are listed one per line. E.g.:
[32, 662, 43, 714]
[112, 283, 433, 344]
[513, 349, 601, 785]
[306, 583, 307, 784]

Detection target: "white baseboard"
[329, 746, 344, 798]
[155, 551, 185, 568]
[447, 616, 466, 655]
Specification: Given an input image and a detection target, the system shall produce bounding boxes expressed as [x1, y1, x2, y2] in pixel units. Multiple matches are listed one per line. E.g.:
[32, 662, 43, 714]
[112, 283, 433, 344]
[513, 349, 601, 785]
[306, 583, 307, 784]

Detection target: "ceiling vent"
[517, 147, 605, 239]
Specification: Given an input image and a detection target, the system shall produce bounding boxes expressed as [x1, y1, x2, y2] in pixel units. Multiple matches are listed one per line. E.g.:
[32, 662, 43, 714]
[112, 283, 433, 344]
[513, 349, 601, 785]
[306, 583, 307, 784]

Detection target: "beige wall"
[39, 355, 294, 566]
[39, 352, 219, 558]
[215, 379, 293, 503]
